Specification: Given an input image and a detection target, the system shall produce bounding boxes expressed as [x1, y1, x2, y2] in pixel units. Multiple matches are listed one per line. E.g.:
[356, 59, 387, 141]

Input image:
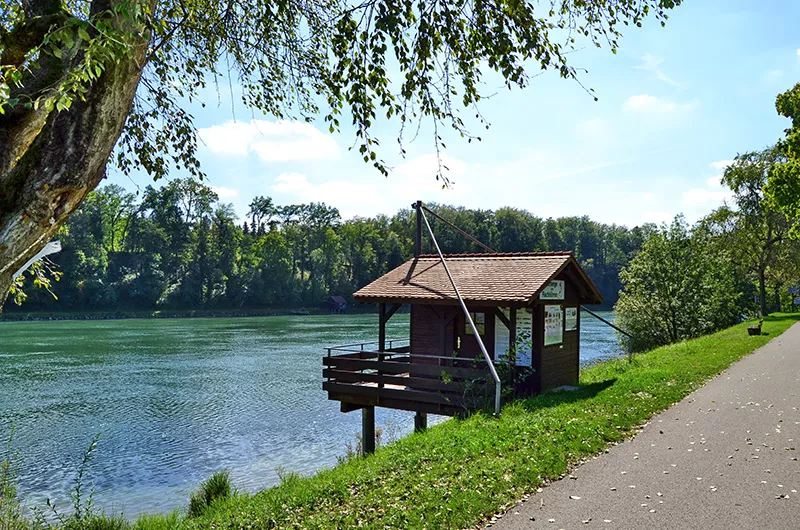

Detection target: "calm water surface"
[0, 311, 620, 516]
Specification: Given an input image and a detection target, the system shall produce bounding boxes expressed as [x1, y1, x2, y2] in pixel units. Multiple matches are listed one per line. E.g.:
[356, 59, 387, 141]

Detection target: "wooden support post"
[362, 406, 375, 455]
[378, 302, 387, 352]
[414, 411, 427, 432]
[509, 307, 518, 393]
[378, 303, 386, 388]
[510, 308, 517, 360]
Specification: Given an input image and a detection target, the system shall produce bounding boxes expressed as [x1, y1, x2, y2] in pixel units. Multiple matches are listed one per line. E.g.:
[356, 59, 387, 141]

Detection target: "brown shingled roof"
[353, 252, 602, 306]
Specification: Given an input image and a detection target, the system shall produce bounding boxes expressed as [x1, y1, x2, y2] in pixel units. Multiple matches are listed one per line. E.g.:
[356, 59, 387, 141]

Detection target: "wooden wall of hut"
[407, 268, 584, 399]
[534, 269, 581, 392]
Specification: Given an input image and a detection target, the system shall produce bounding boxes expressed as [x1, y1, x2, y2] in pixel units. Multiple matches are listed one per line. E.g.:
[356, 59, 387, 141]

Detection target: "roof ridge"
[416, 251, 574, 258]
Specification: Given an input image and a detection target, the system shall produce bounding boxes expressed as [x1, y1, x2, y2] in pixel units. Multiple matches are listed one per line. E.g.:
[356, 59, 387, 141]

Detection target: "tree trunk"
[758, 270, 768, 316]
[0, 8, 148, 312]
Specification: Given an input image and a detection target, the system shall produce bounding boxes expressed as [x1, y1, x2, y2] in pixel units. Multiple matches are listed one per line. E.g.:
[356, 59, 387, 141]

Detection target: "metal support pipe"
[420, 208, 502, 416]
[421, 206, 496, 253]
[580, 305, 634, 362]
[414, 200, 423, 257]
[580, 305, 631, 337]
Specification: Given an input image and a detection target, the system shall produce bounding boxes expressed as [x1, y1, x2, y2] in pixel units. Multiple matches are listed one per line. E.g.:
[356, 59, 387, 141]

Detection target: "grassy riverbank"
[8, 314, 800, 529]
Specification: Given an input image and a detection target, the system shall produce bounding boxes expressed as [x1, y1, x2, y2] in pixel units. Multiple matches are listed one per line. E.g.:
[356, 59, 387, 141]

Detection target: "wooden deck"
[323, 340, 493, 416]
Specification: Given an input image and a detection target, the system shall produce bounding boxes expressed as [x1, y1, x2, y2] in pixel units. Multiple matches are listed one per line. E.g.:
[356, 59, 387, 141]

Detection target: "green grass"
[8, 314, 799, 530]
[131, 313, 796, 530]
[187, 471, 233, 518]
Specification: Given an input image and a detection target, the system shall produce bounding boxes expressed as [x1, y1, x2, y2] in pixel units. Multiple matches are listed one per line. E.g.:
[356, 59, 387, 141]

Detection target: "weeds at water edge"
[187, 471, 233, 518]
[1, 426, 28, 530]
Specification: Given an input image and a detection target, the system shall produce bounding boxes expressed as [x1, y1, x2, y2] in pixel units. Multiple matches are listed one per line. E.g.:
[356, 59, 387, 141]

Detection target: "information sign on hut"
[322, 202, 603, 454]
[565, 307, 578, 331]
[539, 280, 565, 300]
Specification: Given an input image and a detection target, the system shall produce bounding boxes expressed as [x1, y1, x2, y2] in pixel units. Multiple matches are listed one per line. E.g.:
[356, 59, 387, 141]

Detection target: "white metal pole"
[420, 209, 501, 415]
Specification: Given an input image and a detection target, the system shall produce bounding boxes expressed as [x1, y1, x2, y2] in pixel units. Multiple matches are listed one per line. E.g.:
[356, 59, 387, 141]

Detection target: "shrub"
[615, 216, 742, 351]
[188, 471, 233, 517]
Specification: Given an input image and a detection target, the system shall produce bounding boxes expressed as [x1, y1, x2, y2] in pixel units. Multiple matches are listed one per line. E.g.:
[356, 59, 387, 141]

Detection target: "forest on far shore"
[12, 144, 799, 337]
[7, 180, 652, 313]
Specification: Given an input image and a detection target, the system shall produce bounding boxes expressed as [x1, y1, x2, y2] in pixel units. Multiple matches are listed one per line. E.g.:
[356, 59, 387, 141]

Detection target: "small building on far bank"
[322, 295, 348, 313]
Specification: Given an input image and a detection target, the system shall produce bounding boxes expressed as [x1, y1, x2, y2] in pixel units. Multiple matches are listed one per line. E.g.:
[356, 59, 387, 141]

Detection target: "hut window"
[466, 312, 486, 335]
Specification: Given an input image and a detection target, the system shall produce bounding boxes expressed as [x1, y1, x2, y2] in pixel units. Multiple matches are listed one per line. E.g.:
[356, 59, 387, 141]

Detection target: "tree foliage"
[1, 0, 682, 178]
[702, 147, 795, 315]
[618, 146, 800, 350]
[615, 217, 743, 352]
[0, 0, 681, 309]
[766, 82, 800, 231]
[10, 184, 652, 312]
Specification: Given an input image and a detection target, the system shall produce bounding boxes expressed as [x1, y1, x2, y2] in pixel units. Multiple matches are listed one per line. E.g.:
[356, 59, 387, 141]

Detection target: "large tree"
[766, 83, 800, 229]
[703, 147, 795, 316]
[615, 216, 741, 351]
[0, 0, 681, 310]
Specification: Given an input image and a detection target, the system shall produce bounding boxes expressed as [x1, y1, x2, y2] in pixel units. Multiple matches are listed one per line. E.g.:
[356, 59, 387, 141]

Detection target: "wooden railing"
[323, 341, 493, 416]
[326, 338, 411, 355]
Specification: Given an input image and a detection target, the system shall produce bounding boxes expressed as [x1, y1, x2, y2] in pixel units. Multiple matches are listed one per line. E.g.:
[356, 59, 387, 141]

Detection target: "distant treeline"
[9, 179, 655, 313]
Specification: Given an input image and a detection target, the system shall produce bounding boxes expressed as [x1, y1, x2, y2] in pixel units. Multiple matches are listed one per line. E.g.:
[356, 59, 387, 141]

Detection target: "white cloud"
[210, 185, 239, 199]
[641, 210, 676, 224]
[392, 153, 470, 183]
[765, 69, 784, 81]
[682, 188, 732, 206]
[270, 154, 469, 218]
[797, 49, 800, 56]
[482, 148, 627, 185]
[682, 170, 732, 207]
[272, 172, 382, 208]
[272, 172, 311, 194]
[575, 118, 608, 136]
[633, 54, 682, 88]
[623, 94, 695, 114]
[197, 119, 338, 162]
[541, 159, 631, 181]
[709, 159, 734, 171]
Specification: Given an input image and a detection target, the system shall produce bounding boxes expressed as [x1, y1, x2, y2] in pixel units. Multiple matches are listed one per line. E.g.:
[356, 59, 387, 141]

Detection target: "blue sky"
[109, 0, 800, 227]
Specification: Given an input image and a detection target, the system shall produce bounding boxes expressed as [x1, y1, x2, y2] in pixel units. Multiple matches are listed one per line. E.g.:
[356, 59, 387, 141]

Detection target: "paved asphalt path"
[487, 323, 800, 530]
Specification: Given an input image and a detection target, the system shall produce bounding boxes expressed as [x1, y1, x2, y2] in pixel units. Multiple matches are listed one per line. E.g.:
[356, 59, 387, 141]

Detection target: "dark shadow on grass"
[515, 378, 617, 413]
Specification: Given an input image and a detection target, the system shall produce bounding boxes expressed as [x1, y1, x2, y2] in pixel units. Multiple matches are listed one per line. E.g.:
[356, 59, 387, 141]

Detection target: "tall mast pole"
[414, 200, 423, 257]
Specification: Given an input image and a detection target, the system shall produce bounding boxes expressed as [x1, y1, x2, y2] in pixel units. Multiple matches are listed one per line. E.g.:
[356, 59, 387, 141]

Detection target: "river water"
[0, 312, 619, 517]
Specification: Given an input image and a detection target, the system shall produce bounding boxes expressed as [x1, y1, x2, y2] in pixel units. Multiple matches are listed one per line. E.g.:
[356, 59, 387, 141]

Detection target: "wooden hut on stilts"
[323, 201, 603, 454]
